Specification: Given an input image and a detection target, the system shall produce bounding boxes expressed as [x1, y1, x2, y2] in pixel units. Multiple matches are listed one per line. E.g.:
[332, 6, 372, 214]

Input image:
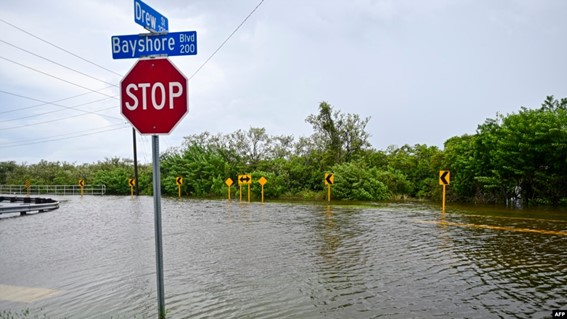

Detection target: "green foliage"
[444, 96, 567, 206]
[331, 162, 389, 201]
[90, 158, 144, 195]
[385, 144, 444, 199]
[2, 97, 565, 206]
[0, 161, 18, 184]
[305, 101, 371, 166]
[374, 169, 412, 199]
[161, 144, 232, 197]
[249, 171, 286, 199]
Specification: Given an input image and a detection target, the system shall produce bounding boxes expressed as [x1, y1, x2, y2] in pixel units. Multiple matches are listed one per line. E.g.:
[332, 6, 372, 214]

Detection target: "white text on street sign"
[111, 31, 197, 59]
[134, 0, 168, 33]
[120, 58, 188, 134]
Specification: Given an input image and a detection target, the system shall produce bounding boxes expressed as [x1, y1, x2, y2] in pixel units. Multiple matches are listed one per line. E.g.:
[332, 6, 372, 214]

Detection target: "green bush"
[331, 162, 389, 201]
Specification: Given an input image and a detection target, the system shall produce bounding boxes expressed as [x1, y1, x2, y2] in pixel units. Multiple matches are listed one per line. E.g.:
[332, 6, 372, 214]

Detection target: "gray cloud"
[1, 0, 566, 164]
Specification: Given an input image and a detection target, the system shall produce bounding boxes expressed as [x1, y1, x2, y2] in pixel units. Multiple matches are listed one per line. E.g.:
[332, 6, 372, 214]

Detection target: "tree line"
[1, 97, 565, 206]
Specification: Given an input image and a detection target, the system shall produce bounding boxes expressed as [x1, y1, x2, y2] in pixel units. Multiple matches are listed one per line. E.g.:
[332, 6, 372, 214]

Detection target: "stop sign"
[121, 58, 188, 134]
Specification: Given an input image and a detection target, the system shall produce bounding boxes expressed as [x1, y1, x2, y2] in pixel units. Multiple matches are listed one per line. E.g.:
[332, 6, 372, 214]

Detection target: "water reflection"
[0, 197, 565, 318]
[306, 205, 377, 317]
[433, 210, 567, 318]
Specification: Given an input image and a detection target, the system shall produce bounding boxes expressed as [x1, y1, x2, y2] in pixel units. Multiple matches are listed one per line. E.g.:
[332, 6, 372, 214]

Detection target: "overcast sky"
[1, 0, 566, 164]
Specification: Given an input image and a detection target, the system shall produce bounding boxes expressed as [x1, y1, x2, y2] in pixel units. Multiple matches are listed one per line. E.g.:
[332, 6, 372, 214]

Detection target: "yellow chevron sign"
[439, 171, 450, 185]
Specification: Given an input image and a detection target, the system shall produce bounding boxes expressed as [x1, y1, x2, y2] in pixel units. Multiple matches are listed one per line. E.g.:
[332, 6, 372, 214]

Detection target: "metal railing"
[0, 185, 106, 196]
[0, 196, 60, 215]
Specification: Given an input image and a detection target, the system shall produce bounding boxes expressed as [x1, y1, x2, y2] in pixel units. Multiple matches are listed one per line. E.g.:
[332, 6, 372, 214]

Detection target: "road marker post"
[238, 175, 252, 203]
[439, 170, 450, 213]
[258, 177, 267, 203]
[225, 178, 233, 201]
[25, 179, 31, 197]
[79, 179, 85, 197]
[128, 178, 136, 198]
[175, 177, 183, 199]
[324, 173, 334, 203]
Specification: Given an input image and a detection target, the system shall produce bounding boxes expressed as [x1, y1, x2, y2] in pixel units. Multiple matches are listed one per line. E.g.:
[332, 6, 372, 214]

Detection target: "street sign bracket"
[138, 31, 169, 37]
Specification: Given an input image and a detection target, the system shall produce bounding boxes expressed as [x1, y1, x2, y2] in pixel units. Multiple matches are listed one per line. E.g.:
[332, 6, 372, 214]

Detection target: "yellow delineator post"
[258, 177, 267, 203]
[442, 184, 446, 213]
[225, 178, 234, 201]
[79, 179, 85, 197]
[439, 170, 450, 213]
[238, 174, 252, 203]
[25, 179, 31, 196]
[324, 173, 334, 203]
[128, 178, 136, 198]
[175, 177, 183, 199]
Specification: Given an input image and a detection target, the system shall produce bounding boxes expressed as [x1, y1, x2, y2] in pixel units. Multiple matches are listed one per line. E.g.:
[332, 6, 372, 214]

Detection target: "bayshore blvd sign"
[120, 58, 188, 134]
[112, 31, 197, 59]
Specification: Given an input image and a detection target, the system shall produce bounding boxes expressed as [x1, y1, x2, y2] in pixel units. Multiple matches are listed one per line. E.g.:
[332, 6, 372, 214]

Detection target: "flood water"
[0, 196, 566, 318]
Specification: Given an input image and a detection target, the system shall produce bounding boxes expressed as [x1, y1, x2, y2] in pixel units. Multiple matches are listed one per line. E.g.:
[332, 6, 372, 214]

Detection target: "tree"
[446, 96, 567, 206]
[492, 103, 567, 206]
[90, 157, 148, 195]
[385, 144, 443, 199]
[0, 161, 18, 184]
[161, 144, 231, 197]
[305, 101, 371, 166]
[332, 161, 389, 201]
[443, 134, 481, 201]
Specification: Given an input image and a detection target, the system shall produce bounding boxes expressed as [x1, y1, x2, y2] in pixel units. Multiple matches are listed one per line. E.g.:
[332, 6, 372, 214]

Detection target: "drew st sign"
[121, 58, 188, 134]
[134, 0, 168, 33]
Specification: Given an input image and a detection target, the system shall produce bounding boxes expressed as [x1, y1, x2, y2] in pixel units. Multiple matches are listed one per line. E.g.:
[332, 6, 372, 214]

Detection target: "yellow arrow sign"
[176, 176, 183, 186]
[238, 174, 252, 185]
[128, 178, 136, 187]
[324, 173, 334, 185]
[439, 170, 450, 185]
[79, 179, 85, 187]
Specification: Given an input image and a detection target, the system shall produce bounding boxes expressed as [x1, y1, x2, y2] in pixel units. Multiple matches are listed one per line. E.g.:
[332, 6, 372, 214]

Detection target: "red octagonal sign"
[121, 58, 188, 134]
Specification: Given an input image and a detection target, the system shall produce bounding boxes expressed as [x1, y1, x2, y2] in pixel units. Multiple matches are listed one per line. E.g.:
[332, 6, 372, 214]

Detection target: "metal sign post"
[113, 2, 197, 317]
[152, 135, 165, 319]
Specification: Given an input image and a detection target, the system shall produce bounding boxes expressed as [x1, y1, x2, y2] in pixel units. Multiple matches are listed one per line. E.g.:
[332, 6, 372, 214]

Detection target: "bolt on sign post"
[324, 173, 334, 203]
[258, 176, 267, 203]
[439, 170, 450, 213]
[175, 177, 183, 199]
[128, 178, 136, 198]
[225, 178, 233, 201]
[238, 174, 252, 203]
[79, 179, 85, 197]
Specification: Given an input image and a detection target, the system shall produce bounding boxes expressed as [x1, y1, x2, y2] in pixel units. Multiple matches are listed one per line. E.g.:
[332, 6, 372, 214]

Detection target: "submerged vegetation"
[1, 97, 566, 207]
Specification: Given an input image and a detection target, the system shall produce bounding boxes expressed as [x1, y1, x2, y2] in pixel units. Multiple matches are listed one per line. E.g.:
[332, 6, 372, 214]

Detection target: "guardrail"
[0, 196, 60, 215]
[0, 185, 106, 196]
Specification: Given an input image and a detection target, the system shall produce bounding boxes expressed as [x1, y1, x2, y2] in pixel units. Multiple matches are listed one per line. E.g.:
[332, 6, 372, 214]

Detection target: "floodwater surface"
[0, 196, 565, 318]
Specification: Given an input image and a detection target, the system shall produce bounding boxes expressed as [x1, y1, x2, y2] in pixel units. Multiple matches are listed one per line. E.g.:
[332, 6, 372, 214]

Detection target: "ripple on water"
[0, 198, 565, 318]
